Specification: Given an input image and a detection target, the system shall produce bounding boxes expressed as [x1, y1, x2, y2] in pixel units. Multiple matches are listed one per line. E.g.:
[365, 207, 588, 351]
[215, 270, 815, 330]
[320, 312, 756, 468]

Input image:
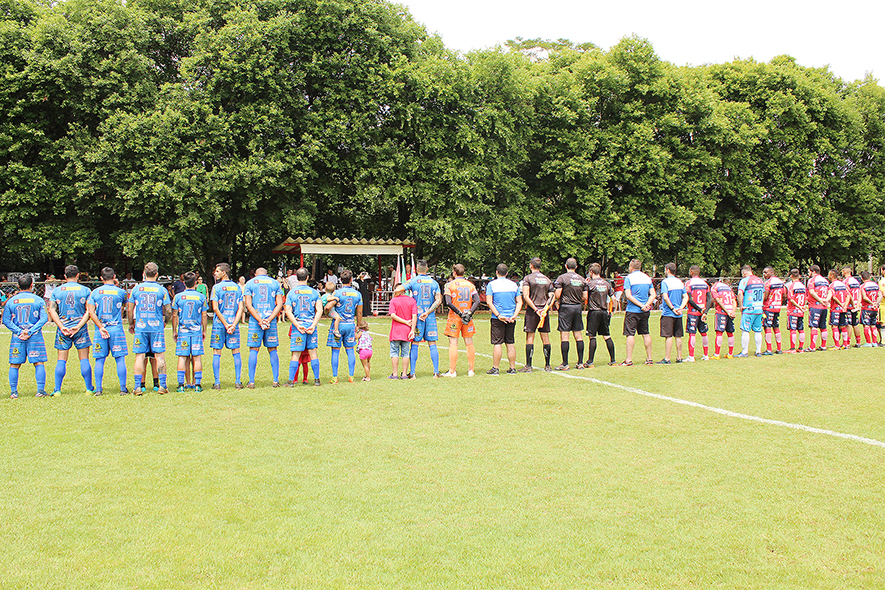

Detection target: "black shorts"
[763, 311, 780, 329]
[585, 310, 610, 337]
[861, 310, 877, 326]
[787, 315, 804, 331]
[557, 304, 584, 332]
[523, 308, 551, 333]
[623, 311, 650, 336]
[685, 314, 708, 334]
[490, 317, 516, 345]
[829, 310, 847, 327]
[847, 311, 859, 326]
[714, 313, 735, 334]
[808, 308, 827, 329]
[660, 316, 684, 338]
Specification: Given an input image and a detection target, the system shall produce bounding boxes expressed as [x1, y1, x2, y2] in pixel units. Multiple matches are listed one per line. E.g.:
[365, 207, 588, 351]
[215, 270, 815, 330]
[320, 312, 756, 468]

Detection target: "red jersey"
[613, 274, 624, 293]
[828, 279, 850, 312]
[684, 277, 709, 317]
[786, 281, 807, 317]
[807, 274, 829, 309]
[844, 275, 862, 312]
[861, 280, 881, 311]
[711, 281, 736, 314]
[763, 277, 785, 312]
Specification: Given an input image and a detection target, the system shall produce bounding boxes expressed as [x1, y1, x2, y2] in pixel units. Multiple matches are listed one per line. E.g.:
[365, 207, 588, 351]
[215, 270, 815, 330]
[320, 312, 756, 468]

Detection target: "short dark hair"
[215, 263, 231, 278]
[295, 268, 309, 281]
[861, 270, 871, 281]
[589, 263, 601, 276]
[18, 274, 33, 290]
[827, 269, 837, 278]
[629, 259, 642, 271]
[416, 260, 428, 273]
[144, 262, 159, 278]
[789, 268, 800, 278]
[529, 257, 541, 270]
[689, 265, 700, 277]
[101, 267, 115, 281]
[184, 271, 197, 288]
[452, 264, 465, 277]
[741, 265, 752, 273]
[565, 258, 577, 270]
[64, 265, 79, 278]
[809, 264, 821, 274]
[496, 263, 508, 277]
[665, 262, 677, 275]
[340, 269, 353, 284]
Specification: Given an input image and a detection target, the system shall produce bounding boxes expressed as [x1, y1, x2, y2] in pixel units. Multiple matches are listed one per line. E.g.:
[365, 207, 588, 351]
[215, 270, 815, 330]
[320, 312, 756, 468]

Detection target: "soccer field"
[1, 314, 883, 589]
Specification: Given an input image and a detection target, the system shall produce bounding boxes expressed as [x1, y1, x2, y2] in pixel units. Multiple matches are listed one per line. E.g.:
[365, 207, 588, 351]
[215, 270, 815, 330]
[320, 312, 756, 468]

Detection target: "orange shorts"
[444, 312, 476, 339]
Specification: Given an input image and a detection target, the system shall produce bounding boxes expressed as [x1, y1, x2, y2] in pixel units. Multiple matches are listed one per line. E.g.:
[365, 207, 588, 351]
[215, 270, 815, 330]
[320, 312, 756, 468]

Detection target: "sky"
[396, 0, 883, 82]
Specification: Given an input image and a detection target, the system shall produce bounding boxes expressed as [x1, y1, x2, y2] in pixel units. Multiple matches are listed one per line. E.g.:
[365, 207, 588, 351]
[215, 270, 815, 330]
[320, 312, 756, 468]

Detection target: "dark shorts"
[861, 310, 877, 326]
[763, 311, 780, 329]
[585, 310, 610, 337]
[660, 316, 684, 338]
[623, 311, 650, 336]
[490, 318, 516, 345]
[714, 313, 735, 334]
[685, 314, 708, 334]
[557, 304, 584, 333]
[829, 310, 847, 327]
[847, 311, 859, 326]
[808, 308, 827, 329]
[787, 315, 804, 331]
[524, 308, 551, 333]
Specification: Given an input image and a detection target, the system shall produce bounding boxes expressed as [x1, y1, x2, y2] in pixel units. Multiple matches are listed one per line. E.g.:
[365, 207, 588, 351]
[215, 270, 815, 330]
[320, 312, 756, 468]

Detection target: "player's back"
[447, 278, 476, 313]
[334, 286, 362, 323]
[712, 282, 735, 312]
[89, 285, 127, 328]
[174, 291, 206, 334]
[245, 276, 281, 318]
[845, 276, 862, 310]
[211, 280, 243, 322]
[807, 275, 829, 308]
[739, 275, 764, 313]
[4, 292, 46, 330]
[522, 272, 552, 308]
[406, 275, 439, 313]
[763, 278, 785, 311]
[787, 281, 807, 315]
[131, 282, 169, 331]
[53, 282, 91, 328]
[861, 280, 880, 309]
[288, 285, 320, 323]
[829, 280, 849, 309]
[554, 271, 587, 306]
[685, 277, 709, 315]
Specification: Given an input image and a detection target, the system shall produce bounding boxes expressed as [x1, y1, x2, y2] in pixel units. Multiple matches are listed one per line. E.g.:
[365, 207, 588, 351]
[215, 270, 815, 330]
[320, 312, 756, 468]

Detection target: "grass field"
[1, 313, 884, 589]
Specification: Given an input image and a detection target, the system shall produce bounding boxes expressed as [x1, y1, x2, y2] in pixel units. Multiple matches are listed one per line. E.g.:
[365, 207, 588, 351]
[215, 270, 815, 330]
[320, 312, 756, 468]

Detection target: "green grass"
[1, 314, 884, 589]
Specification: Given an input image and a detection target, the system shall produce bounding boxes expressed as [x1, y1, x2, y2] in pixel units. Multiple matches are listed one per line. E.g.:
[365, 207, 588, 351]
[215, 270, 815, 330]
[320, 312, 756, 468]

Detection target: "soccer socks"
[177, 370, 186, 386]
[576, 341, 585, 365]
[560, 341, 569, 366]
[525, 344, 534, 367]
[428, 344, 439, 373]
[715, 332, 722, 355]
[311, 359, 320, 380]
[233, 352, 242, 384]
[94, 357, 106, 391]
[194, 371, 202, 386]
[754, 331, 763, 354]
[774, 329, 782, 351]
[728, 335, 735, 355]
[80, 358, 93, 391]
[248, 350, 258, 383]
[687, 336, 694, 358]
[765, 329, 772, 352]
[115, 357, 127, 391]
[35, 364, 46, 392]
[409, 343, 419, 375]
[587, 338, 597, 364]
[701, 335, 709, 356]
[606, 337, 616, 363]
[213, 354, 221, 385]
[159, 373, 167, 389]
[741, 332, 750, 355]
[9, 366, 18, 392]
[54, 360, 66, 392]
[289, 361, 298, 382]
[543, 344, 551, 367]
[269, 349, 280, 382]
[345, 347, 356, 377]
[134, 375, 143, 390]
[300, 361, 308, 381]
[331, 348, 340, 377]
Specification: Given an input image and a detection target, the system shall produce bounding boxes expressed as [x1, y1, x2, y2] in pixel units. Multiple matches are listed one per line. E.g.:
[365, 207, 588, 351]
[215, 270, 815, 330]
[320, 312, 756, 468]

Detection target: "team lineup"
[2, 257, 884, 397]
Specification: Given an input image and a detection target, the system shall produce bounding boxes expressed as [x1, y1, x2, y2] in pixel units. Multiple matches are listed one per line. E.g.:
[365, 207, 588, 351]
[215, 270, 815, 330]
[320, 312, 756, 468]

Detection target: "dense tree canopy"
[1, 0, 883, 278]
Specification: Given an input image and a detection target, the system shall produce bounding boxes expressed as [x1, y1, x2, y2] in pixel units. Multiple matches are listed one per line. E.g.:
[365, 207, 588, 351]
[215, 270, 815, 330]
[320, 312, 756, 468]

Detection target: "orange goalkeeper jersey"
[445, 278, 477, 313]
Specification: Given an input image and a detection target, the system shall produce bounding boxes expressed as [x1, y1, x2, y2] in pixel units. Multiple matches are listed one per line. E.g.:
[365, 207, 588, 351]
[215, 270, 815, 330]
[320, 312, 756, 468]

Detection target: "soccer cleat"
[51, 390, 61, 397]
[442, 371, 457, 378]
[854, 344, 863, 348]
[505, 368, 517, 375]
[348, 376, 355, 383]
[195, 385, 203, 393]
[607, 361, 618, 366]
[10, 392, 18, 399]
[684, 356, 695, 363]
[735, 353, 748, 358]
[177, 385, 186, 393]
[313, 379, 321, 386]
[518, 366, 533, 373]
[467, 370, 475, 377]
[644, 359, 654, 365]
[774, 350, 783, 354]
[675, 359, 683, 364]
[586, 364, 595, 369]
[36, 392, 49, 398]
[235, 383, 244, 390]
[555, 364, 569, 371]
[544, 365, 553, 372]
[618, 360, 634, 367]
[120, 389, 130, 396]
[486, 367, 500, 375]
[388, 374, 399, 379]
[817, 347, 827, 352]
[711, 355, 720, 360]
[272, 382, 280, 388]
[246, 383, 255, 389]
[701, 355, 710, 361]
[726, 354, 734, 359]
[433, 373, 440, 379]
[575, 363, 586, 370]
[407, 374, 416, 380]
[762, 351, 773, 356]
[283, 381, 294, 387]
[93, 390, 102, 396]
[133, 388, 144, 396]
[803, 347, 815, 353]
[153, 386, 159, 392]
[755, 353, 763, 357]
[329, 377, 338, 384]
[212, 383, 221, 390]
[158, 387, 168, 395]
[656, 359, 671, 365]
[302, 380, 309, 385]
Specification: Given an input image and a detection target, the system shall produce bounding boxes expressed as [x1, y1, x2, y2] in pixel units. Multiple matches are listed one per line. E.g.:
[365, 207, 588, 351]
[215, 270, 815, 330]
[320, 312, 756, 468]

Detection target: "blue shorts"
[176, 334, 205, 357]
[829, 311, 847, 327]
[93, 327, 129, 359]
[389, 340, 410, 357]
[714, 313, 735, 334]
[210, 322, 241, 350]
[787, 316, 804, 331]
[741, 313, 763, 332]
[685, 314, 707, 334]
[247, 319, 279, 348]
[290, 326, 319, 352]
[327, 322, 356, 348]
[54, 325, 91, 351]
[134, 331, 166, 354]
[808, 308, 828, 329]
[413, 315, 439, 342]
[763, 311, 780, 329]
[9, 334, 48, 364]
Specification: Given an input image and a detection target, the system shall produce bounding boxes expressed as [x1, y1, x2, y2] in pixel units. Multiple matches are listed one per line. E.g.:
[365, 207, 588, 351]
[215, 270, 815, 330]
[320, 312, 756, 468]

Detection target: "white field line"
[364, 324, 885, 450]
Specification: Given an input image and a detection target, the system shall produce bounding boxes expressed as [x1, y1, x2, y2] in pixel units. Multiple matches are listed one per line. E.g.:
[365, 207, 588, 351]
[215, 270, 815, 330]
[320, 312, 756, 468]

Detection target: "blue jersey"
[738, 275, 765, 315]
[51, 282, 91, 329]
[623, 271, 653, 313]
[287, 285, 321, 324]
[173, 290, 207, 335]
[210, 280, 243, 323]
[131, 282, 171, 331]
[405, 275, 440, 314]
[244, 276, 282, 319]
[486, 277, 519, 318]
[88, 284, 127, 328]
[660, 276, 685, 318]
[333, 286, 362, 323]
[2, 291, 48, 336]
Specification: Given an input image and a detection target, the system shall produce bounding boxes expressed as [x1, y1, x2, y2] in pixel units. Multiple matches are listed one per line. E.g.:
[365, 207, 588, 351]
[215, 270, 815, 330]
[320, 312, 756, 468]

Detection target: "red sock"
[774, 329, 781, 351]
[715, 332, 722, 355]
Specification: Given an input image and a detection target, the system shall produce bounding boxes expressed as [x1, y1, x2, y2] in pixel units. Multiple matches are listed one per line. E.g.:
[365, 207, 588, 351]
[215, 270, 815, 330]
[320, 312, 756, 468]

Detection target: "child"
[388, 284, 417, 379]
[293, 349, 311, 384]
[320, 281, 342, 338]
[357, 320, 372, 381]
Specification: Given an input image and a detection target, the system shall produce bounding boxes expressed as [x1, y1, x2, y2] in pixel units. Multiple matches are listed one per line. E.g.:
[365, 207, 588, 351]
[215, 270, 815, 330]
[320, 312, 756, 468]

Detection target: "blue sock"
[80, 358, 93, 391]
[346, 347, 356, 377]
[233, 352, 242, 384]
[134, 374, 143, 389]
[311, 359, 320, 380]
[115, 357, 127, 391]
[331, 348, 340, 377]
[35, 364, 45, 392]
[409, 344, 419, 375]
[54, 360, 66, 392]
[159, 373, 167, 389]
[177, 370, 185, 386]
[429, 344, 439, 373]
[213, 354, 221, 384]
[269, 349, 279, 382]
[248, 350, 258, 383]
[289, 361, 298, 382]
[94, 357, 105, 391]
[9, 366, 19, 392]
[194, 371, 202, 386]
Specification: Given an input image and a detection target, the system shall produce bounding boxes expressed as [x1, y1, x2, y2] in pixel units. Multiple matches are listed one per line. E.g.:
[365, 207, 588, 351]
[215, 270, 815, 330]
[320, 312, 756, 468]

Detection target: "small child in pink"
[357, 320, 373, 381]
[388, 284, 417, 379]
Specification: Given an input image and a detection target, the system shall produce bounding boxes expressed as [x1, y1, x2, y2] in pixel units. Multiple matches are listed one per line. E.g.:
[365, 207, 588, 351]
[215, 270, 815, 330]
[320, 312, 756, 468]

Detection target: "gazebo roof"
[272, 237, 415, 255]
